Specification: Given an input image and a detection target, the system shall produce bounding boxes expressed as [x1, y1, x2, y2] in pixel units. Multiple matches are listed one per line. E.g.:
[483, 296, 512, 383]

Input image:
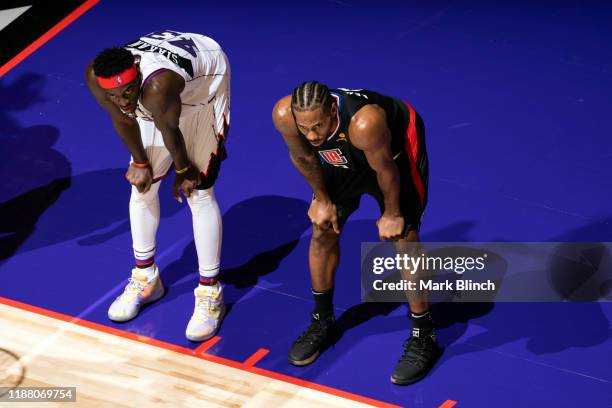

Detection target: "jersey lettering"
[125, 38, 195, 77]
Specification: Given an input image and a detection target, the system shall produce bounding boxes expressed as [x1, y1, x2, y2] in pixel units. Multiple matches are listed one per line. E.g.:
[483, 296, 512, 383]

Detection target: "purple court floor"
[1, 1, 611, 407]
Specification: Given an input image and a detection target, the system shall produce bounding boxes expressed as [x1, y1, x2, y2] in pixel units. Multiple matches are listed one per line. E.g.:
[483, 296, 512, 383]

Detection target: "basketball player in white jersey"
[85, 30, 230, 342]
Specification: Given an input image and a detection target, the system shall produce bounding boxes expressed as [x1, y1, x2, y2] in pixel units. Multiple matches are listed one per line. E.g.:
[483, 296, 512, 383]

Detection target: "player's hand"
[377, 212, 405, 241]
[173, 164, 201, 203]
[308, 197, 340, 234]
[125, 163, 153, 193]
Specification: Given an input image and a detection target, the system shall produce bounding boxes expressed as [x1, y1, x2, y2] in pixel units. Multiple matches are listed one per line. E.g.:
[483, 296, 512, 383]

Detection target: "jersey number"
[337, 88, 369, 99]
[144, 30, 198, 57]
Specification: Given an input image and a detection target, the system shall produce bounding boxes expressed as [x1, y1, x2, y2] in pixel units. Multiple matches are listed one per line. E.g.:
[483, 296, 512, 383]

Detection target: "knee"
[187, 188, 218, 213]
[394, 229, 422, 257]
[311, 226, 339, 250]
[130, 184, 159, 206]
[401, 229, 420, 243]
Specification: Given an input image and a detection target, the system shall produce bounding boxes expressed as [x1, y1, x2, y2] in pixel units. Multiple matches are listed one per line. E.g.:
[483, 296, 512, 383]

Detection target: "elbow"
[291, 152, 316, 167]
[164, 137, 181, 153]
[159, 126, 182, 151]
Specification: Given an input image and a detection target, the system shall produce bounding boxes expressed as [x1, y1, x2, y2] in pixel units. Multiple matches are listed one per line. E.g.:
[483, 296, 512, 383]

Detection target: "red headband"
[96, 65, 138, 89]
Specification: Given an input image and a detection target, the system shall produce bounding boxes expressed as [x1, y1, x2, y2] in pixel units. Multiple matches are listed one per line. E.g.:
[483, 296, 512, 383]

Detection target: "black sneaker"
[288, 312, 335, 366]
[390, 328, 443, 385]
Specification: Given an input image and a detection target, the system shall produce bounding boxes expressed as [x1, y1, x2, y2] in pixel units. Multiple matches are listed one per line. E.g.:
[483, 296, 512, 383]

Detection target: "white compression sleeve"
[187, 187, 222, 278]
[129, 182, 161, 264]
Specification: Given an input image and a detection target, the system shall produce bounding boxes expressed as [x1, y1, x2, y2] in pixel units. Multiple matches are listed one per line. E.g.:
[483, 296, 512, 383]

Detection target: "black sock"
[410, 310, 434, 337]
[312, 288, 334, 318]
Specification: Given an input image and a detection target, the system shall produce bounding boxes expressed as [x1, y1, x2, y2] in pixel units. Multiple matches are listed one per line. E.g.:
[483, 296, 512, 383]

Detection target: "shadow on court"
[0, 74, 72, 262]
[161, 195, 311, 306]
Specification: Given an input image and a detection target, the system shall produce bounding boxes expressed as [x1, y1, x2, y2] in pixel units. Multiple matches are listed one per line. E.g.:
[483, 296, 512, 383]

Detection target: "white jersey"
[125, 30, 230, 133]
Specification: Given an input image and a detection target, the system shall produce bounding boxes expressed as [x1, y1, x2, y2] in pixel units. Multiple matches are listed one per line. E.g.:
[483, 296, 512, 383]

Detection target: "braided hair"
[291, 81, 334, 112]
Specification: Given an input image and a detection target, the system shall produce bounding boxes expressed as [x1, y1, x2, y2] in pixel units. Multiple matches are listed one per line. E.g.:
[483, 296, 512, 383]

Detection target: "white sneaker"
[108, 266, 165, 322]
[185, 283, 226, 341]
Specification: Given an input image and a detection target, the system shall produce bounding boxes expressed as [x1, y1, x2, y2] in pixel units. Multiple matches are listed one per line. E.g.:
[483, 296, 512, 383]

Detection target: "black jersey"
[313, 88, 429, 217]
[314, 88, 409, 178]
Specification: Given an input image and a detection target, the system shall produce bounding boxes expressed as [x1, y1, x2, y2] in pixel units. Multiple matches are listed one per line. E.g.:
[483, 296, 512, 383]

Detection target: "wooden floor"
[0, 303, 380, 407]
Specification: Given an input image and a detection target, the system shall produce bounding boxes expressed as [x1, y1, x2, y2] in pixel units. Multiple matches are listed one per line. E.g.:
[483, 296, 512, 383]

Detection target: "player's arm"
[85, 64, 148, 164]
[142, 71, 190, 170]
[350, 105, 402, 217]
[272, 96, 331, 202]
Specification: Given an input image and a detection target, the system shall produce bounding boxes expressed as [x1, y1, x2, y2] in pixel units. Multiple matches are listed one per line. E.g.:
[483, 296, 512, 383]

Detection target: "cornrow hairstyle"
[92, 48, 135, 78]
[291, 81, 334, 112]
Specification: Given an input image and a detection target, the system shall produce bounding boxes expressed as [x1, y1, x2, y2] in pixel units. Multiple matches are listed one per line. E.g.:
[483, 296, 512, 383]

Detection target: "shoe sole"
[390, 347, 444, 386]
[186, 304, 226, 342]
[108, 286, 166, 323]
[288, 350, 320, 367]
[288, 322, 339, 367]
[390, 373, 424, 386]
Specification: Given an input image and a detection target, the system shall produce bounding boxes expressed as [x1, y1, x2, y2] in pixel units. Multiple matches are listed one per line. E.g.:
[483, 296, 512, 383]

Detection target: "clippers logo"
[319, 148, 348, 167]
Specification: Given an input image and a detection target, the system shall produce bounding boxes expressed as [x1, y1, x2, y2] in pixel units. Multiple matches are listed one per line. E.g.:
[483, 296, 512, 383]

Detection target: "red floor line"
[0, 0, 101, 78]
[243, 348, 270, 367]
[439, 400, 457, 408]
[0, 296, 401, 408]
[194, 336, 221, 354]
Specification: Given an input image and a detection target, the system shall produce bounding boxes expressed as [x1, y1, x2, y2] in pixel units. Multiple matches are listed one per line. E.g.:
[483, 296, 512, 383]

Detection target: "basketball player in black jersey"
[273, 82, 441, 385]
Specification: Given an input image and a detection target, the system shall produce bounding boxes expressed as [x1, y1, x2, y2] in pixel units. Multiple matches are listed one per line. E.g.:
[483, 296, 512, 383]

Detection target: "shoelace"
[118, 278, 146, 303]
[297, 319, 330, 345]
[193, 293, 220, 322]
[399, 336, 433, 367]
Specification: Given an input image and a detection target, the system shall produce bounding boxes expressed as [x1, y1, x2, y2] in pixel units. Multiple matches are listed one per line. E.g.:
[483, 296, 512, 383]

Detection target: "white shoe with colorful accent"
[185, 283, 226, 342]
[107, 267, 165, 322]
